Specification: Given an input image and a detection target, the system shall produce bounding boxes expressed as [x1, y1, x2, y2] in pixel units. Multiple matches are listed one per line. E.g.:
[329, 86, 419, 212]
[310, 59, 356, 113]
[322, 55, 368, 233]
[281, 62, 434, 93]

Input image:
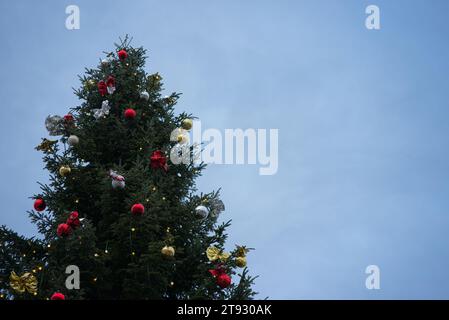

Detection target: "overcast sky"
[1, 0, 449, 299]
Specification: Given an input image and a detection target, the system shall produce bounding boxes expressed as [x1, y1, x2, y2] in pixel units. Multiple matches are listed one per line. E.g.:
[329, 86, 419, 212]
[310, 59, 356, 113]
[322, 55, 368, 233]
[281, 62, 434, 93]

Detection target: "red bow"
[150, 150, 168, 172]
[106, 75, 115, 88]
[98, 80, 107, 96]
[66, 211, 80, 229]
[208, 265, 226, 277]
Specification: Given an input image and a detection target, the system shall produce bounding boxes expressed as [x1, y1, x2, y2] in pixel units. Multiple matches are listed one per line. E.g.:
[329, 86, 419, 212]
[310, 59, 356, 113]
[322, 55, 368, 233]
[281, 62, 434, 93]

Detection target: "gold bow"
[10, 271, 38, 295]
[36, 138, 57, 153]
[206, 246, 230, 262]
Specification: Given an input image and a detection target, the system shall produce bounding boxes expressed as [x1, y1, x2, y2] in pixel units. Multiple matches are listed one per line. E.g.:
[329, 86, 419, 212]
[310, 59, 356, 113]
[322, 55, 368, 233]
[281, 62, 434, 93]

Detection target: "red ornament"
[33, 198, 46, 211]
[150, 150, 168, 172]
[63, 114, 74, 122]
[124, 108, 137, 120]
[216, 273, 231, 288]
[209, 267, 231, 288]
[50, 292, 65, 300]
[106, 75, 115, 88]
[118, 49, 128, 61]
[56, 223, 71, 237]
[131, 203, 145, 216]
[66, 211, 80, 229]
[98, 80, 107, 96]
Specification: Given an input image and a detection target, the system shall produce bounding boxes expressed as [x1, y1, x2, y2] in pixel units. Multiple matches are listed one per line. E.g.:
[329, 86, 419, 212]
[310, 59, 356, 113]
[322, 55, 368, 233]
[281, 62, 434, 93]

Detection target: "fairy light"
[93, 277, 97, 282]
[104, 249, 109, 254]
[47, 244, 51, 248]
[32, 269, 36, 273]
[131, 251, 136, 256]
[146, 199, 150, 202]
[38, 266, 43, 271]
[131, 228, 136, 232]
[162, 197, 166, 201]
[152, 187, 157, 192]
[94, 253, 99, 257]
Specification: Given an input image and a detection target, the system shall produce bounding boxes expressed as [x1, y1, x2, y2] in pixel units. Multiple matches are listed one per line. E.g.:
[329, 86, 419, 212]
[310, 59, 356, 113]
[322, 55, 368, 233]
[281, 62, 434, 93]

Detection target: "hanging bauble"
[33, 198, 46, 211]
[140, 91, 149, 101]
[131, 203, 145, 216]
[124, 108, 137, 120]
[57, 223, 71, 237]
[118, 49, 128, 61]
[181, 118, 193, 131]
[195, 205, 209, 219]
[59, 165, 71, 177]
[161, 245, 175, 257]
[50, 292, 65, 300]
[235, 256, 247, 268]
[45, 115, 64, 136]
[67, 135, 79, 146]
[109, 170, 125, 189]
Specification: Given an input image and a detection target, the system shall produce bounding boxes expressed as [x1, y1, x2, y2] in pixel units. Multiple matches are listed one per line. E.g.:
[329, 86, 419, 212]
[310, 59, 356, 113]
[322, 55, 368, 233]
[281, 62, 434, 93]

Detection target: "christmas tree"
[0, 37, 257, 300]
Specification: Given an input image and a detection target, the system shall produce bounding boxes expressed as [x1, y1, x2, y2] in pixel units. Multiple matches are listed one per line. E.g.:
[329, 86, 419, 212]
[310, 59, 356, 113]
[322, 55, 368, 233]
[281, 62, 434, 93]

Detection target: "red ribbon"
[150, 150, 168, 172]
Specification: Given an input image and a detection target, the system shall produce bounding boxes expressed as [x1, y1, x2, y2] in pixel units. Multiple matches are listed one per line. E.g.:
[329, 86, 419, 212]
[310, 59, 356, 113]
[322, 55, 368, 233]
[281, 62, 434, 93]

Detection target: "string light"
[146, 199, 150, 202]
[94, 253, 99, 257]
[93, 277, 97, 282]
[38, 266, 43, 271]
[75, 199, 79, 204]
[104, 249, 109, 254]
[131, 251, 136, 256]
[131, 228, 136, 232]
[47, 244, 51, 248]
[152, 187, 157, 192]
[162, 197, 166, 201]
[32, 269, 36, 273]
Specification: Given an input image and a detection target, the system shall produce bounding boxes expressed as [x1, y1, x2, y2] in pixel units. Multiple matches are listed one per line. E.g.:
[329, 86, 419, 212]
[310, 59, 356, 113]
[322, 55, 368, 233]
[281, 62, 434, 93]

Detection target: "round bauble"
[124, 108, 137, 120]
[59, 165, 71, 177]
[57, 223, 71, 237]
[177, 134, 188, 144]
[131, 203, 145, 216]
[181, 118, 193, 131]
[235, 256, 247, 268]
[195, 205, 209, 220]
[67, 135, 79, 146]
[50, 292, 65, 300]
[66, 211, 80, 229]
[161, 245, 175, 257]
[33, 198, 46, 211]
[118, 49, 128, 61]
[216, 273, 231, 289]
[140, 91, 149, 101]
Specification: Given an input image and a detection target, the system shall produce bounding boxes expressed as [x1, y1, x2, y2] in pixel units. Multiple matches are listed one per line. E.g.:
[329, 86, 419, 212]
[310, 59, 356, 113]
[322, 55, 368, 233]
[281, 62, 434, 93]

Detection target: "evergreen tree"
[0, 37, 257, 300]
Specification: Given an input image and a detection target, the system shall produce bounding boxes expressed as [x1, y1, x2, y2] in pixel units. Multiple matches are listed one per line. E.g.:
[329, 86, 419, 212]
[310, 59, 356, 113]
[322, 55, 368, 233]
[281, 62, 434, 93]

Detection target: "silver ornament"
[140, 91, 149, 101]
[109, 170, 125, 189]
[195, 205, 209, 219]
[45, 115, 64, 136]
[67, 135, 79, 146]
[93, 101, 111, 120]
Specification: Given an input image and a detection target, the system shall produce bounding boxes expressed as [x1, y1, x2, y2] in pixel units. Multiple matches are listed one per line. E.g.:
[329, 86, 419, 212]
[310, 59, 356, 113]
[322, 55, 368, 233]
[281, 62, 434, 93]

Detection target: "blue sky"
[1, 0, 449, 299]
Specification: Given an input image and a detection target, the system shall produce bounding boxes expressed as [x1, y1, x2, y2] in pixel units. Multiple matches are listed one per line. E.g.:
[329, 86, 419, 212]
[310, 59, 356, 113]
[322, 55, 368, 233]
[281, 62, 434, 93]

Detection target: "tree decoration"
[235, 246, 249, 268]
[33, 198, 46, 211]
[59, 165, 71, 177]
[84, 79, 96, 90]
[66, 211, 80, 229]
[106, 75, 116, 94]
[57, 223, 71, 237]
[35, 138, 57, 153]
[140, 91, 149, 101]
[181, 118, 193, 131]
[195, 205, 209, 220]
[97, 80, 107, 96]
[209, 198, 225, 217]
[101, 58, 109, 66]
[50, 292, 65, 300]
[131, 203, 145, 216]
[206, 246, 230, 262]
[150, 150, 168, 172]
[161, 245, 175, 257]
[124, 108, 137, 120]
[109, 170, 125, 189]
[45, 115, 64, 136]
[118, 49, 128, 61]
[63, 114, 74, 123]
[9, 271, 38, 295]
[67, 135, 79, 146]
[209, 267, 231, 289]
[93, 100, 111, 120]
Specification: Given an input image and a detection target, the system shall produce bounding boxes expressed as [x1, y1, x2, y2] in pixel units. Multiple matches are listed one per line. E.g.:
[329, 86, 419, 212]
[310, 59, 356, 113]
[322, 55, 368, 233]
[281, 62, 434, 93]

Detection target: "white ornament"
[109, 170, 125, 189]
[140, 91, 149, 101]
[67, 135, 79, 146]
[101, 58, 109, 66]
[195, 205, 209, 219]
[93, 101, 111, 120]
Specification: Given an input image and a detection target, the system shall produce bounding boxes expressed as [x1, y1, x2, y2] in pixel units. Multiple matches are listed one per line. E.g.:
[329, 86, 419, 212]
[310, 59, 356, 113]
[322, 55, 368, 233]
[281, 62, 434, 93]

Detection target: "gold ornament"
[235, 245, 249, 257]
[84, 79, 96, 90]
[161, 245, 175, 257]
[206, 246, 230, 262]
[9, 271, 38, 295]
[181, 118, 193, 131]
[177, 134, 188, 144]
[35, 138, 57, 153]
[59, 165, 71, 177]
[235, 256, 247, 268]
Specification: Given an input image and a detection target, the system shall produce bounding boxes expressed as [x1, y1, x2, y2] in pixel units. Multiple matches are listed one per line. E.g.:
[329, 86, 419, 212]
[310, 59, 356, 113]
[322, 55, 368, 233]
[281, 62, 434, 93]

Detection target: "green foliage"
[0, 36, 257, 300]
